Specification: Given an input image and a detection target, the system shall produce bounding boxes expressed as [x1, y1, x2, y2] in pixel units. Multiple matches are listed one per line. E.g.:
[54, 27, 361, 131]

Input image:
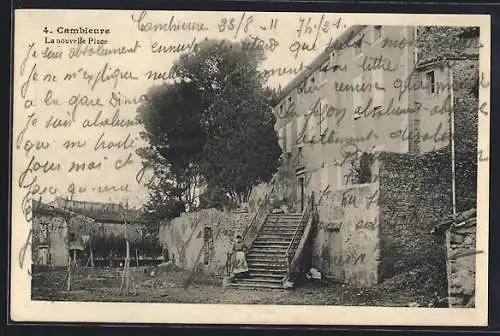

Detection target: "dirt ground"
[31, 266, 444, 307]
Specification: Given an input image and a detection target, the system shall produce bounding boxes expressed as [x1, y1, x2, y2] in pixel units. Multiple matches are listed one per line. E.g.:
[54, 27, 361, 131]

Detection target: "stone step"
[257, 233, 295, 239]
[252, 241, 290, 246]
[247, 249, 285, 256]
[267, 214, 302, 219]
[237, 277, 283, 284]
[265, 219, 301, 224]
[251, 247, 288, 254]
[228, 282, 284, 290]
[254, 234, 292, 240]
[248, 267, 287, 274]
[253, 239, 292, 245]
[247, 261, 287, 269]
[261, 226, 299, 231]
[246, 255, 287, 263]
[248, 272, 285, 279]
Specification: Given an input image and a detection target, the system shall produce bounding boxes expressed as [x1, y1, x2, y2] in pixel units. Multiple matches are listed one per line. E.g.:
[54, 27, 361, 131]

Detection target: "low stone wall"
[312, 182, 380, 287]
[32, 214, 69, 266]
[446, 215, 476, 308]
[158, 209, 255, 275]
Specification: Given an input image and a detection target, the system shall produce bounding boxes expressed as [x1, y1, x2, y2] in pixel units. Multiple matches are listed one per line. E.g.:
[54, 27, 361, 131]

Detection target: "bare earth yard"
[31, 266, 444, 307]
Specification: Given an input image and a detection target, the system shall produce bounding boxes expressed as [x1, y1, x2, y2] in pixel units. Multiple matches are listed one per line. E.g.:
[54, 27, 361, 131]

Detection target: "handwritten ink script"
[14, 11, 489, 275]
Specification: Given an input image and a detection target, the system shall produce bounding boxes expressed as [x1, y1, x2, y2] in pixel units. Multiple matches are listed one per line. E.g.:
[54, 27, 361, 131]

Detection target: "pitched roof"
[274, 25, 366, 103]
[32, 199, 82, 218]
[51, 197, 144, 224]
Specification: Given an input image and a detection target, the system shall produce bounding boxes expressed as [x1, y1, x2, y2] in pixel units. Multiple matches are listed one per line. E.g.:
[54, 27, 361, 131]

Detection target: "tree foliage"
[136, 39, 281, 220]
[89, 234, 163, 259]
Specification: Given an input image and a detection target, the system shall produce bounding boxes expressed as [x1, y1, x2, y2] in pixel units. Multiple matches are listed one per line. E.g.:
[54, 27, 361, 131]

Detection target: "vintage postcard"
[11, 9, 490, 326]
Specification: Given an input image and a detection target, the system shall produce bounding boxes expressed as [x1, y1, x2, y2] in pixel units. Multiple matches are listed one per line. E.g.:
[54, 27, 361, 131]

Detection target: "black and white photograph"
[11, 10, 490, 325]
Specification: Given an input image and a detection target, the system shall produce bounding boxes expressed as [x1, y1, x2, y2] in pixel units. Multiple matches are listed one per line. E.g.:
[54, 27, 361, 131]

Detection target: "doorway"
[297, 175, 305, 213]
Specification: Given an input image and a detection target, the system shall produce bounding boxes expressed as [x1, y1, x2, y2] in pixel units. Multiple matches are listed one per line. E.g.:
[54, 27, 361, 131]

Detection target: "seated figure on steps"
[230, 235, 249, 280]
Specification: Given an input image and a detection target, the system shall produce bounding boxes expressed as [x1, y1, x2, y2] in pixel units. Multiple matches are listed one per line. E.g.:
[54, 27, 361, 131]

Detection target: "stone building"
[32, 198, 149, 267]
[266, 25, 479, 286]
[433, 208, 477, 307]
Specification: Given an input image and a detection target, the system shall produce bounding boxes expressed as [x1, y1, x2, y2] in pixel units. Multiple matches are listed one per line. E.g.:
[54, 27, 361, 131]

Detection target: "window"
[203, 226, 213, 265]
[40, 223, 48, 245]
[319, 100, 329, 135]
[373, 25, 382, 41]
[278, 127, 285, 150]
[353, 74, 363, 112]
[329, 164, 344, 190]
[372, 69, 384, 107]
[297, 114, 305, 147]
[307, 110, 317, 141]
[336, 165, 343, 189]
[319, 61, 329, 82]
[353, 34, 363, 57]
[320, 166, 329, 192]
[288, 95, 293, 106]
[358, 153, 374, 184]
[426, 71, 436, 95]
[285, 121, 293, 153]
[349, 152, 374, 184]
[309, 76, 316, 91]
[279, 104, 284, 117]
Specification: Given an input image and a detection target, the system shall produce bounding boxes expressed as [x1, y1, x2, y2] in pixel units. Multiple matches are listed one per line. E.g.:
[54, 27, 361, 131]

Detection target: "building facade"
[269, 25, 479, 286]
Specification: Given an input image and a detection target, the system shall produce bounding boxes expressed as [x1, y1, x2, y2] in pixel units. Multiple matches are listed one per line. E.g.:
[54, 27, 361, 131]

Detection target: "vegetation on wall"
[378, 149, 452, 301]
[417, 26, 480, 212]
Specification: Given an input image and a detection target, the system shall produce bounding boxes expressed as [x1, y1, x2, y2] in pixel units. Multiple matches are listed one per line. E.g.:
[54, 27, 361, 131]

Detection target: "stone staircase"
[230, 213, 305, 290]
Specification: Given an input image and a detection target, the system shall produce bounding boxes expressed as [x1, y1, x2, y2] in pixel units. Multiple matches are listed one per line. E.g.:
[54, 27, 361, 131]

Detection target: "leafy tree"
[137, 38, 281, 217]
[198, 183, 237, 211]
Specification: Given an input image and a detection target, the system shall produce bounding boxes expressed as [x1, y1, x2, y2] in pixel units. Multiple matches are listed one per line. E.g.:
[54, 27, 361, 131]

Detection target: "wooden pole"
[120, 201, 130, 296]
[66, 254, 71, 291]
[62, 197, 72, 291]
[125, 241, 130, 295]
[135, 249, 139, 267]
[73, 249, 77, 268]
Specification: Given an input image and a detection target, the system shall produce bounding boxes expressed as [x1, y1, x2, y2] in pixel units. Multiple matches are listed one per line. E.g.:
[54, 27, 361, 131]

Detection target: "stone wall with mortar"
[377, 151, 452, 296]
[446, 215, 476, 307]
[158, 209, 255, 275]
[312, 182, 380, 287]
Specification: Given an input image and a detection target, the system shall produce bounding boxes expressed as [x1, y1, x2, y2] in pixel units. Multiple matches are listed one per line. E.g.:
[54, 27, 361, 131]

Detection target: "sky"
[13, 10, 352, 208]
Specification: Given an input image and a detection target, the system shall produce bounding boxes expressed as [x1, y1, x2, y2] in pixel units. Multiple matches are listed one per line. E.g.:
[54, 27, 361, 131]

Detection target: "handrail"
[241, 181, 276, 249]
[284, 212, 315, 284]
[283, 192, 315, 284]
[242, 181, 275, 241]
[284, 192, 312, 261]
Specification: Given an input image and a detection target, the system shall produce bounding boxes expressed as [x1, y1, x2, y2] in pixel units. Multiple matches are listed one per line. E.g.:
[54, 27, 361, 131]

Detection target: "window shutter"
[278, 127, 285, 150]
[373, 69, 384, 107]
[319, 99, 329, 135]
[307, 111, 317, 141]
[353, 74, 363, 111]
[296, 115, 305, 147]
[285, 121, 293, 153]
[320, 166, 329, 192]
